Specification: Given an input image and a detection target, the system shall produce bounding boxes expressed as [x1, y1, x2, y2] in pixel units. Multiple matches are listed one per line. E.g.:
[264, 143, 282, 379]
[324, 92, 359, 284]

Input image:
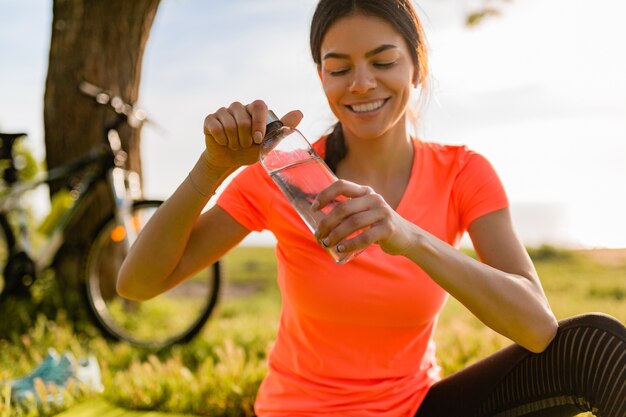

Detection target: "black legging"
[415, 313, 626, 417]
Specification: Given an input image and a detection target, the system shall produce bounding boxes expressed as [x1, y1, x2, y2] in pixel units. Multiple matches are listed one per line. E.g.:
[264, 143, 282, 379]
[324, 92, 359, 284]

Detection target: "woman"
[118, 1, 626, 415]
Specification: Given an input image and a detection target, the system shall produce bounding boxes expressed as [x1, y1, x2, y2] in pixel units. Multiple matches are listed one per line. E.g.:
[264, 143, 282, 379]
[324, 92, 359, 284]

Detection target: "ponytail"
[324, 122, 347, 173]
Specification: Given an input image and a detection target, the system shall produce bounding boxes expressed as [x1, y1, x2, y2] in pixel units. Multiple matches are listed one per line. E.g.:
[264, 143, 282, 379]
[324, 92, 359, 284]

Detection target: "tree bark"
[44, 0, 160, 289]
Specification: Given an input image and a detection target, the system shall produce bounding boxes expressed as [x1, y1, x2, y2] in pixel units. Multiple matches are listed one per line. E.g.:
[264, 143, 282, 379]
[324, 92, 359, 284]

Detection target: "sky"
[1, 0, 625, 248]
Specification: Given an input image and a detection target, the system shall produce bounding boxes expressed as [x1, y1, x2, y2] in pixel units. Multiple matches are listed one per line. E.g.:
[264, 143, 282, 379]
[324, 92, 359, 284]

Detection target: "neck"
[337, 120, 413, 184]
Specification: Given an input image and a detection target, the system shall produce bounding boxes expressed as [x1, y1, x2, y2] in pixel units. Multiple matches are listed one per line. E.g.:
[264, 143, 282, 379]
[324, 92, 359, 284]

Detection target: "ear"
[412, 66, 419, 87]
[317, 65, 323, 81]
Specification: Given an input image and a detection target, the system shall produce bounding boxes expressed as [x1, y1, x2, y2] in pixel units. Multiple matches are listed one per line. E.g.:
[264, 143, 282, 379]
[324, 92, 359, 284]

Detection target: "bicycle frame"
[0, 131, 137, 275]
[0, 80, 146, 290]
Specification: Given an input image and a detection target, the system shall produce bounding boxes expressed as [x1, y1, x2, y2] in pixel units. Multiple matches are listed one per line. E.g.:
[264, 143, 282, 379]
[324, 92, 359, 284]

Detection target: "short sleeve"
[216, 162, 272, 232]
[453, 151, 509, 231]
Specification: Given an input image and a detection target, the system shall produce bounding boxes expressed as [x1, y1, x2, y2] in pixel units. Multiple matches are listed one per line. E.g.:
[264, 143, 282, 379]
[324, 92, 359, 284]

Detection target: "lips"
[347, 98, 389, 113]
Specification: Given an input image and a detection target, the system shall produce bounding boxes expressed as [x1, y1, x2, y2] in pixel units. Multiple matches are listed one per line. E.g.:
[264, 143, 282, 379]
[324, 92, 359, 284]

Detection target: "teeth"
[350, 99, 385, 113]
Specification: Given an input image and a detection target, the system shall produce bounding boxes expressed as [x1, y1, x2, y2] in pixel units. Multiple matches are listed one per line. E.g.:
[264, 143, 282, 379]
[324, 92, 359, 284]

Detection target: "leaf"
[466, 7, 502, 27]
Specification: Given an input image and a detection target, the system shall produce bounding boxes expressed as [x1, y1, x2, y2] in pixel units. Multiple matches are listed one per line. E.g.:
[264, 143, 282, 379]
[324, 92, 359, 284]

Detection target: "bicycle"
[0, 82, 221, 350]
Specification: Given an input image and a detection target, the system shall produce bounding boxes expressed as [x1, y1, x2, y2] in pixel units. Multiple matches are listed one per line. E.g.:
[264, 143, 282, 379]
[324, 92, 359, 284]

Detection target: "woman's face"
[318, 13, 417, 141]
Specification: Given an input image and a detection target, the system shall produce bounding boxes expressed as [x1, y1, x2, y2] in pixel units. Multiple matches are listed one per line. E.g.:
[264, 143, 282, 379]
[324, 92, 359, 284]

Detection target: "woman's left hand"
[313, 179, 415, 256]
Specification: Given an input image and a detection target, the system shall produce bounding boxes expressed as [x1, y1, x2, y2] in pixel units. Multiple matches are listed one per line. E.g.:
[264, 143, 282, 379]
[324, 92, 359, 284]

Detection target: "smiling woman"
[320, 20, 414, 138]
[2, 0, 626, 417]
[310, 1, 428, 174]
[113, 0, 626, 416]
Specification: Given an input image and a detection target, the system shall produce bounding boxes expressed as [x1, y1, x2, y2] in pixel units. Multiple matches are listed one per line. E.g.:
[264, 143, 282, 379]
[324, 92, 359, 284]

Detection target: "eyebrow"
[322, 44, 398, 61]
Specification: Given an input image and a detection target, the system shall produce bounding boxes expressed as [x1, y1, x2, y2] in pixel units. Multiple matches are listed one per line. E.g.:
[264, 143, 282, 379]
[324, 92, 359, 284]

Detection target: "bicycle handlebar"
[78, 81, 147, 129]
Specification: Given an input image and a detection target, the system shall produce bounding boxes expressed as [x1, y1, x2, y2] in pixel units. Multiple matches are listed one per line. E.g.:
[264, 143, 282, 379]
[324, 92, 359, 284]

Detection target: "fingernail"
[336, 244, 344, 253]
[254, 131, 263, 144]
[311, 200, 319, 210]
[321, 238, 330, 248]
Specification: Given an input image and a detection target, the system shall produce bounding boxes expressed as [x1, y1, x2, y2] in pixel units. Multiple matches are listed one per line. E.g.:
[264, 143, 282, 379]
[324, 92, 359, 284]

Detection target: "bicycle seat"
[0, 132, 27, 160]
[0, 132, 27, 141]
[0, 132, 26, 184]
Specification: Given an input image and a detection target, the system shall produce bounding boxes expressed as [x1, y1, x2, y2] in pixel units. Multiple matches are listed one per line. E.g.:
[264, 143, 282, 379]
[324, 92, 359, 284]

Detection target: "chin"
[344, 119, 401, 141]
[345, 128, 389, 141]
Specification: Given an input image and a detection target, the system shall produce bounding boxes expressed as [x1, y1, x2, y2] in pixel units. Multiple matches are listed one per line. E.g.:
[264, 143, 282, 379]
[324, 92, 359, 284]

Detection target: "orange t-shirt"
[217, 138, 508, 416]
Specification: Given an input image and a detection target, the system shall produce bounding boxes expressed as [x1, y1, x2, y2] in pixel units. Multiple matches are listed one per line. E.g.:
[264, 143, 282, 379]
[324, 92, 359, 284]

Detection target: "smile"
[347, 99, 388, 113]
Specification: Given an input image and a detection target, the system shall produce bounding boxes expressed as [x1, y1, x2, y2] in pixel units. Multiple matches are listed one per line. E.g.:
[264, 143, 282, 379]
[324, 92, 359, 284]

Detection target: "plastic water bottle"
[259, 111, 362, 264]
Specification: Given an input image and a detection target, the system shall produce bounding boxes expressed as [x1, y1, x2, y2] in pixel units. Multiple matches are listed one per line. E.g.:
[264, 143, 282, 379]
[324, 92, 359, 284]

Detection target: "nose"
[349, 64, 376, 94]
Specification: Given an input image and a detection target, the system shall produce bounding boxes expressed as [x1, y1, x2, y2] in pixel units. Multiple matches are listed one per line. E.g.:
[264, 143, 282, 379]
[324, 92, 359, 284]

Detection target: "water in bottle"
[260, 111, 363, 264]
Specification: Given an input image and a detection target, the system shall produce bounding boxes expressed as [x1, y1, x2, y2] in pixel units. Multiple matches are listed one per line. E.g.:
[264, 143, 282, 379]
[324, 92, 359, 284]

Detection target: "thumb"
[280, 110, 304, 129]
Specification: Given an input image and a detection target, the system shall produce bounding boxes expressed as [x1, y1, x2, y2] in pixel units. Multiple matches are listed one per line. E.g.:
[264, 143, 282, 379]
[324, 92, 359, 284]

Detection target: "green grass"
[55, 398, 192, 417]
[1, 245, 624, 417]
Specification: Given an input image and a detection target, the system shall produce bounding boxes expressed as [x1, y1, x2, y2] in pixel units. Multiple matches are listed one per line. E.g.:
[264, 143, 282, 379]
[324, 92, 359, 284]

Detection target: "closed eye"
[374, 61, 396, 69]
[329, 68, 350, 76]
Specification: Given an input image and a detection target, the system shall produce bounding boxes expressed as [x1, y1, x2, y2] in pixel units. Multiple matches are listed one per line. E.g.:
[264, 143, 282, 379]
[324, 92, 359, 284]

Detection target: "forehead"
[321, 13, 408, 57]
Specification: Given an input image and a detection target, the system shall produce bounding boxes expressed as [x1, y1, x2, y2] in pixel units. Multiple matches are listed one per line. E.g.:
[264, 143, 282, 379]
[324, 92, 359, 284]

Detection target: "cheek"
[322, 79, 344, 107]
[390, 75, 414, 104]
[398, 83, 412, 104]
[387, 64, 414, 86]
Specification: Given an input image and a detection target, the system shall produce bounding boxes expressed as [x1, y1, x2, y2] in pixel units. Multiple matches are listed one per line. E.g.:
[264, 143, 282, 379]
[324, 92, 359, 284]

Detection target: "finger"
[320, 207, 385, 248]
[204, 115, 228, 146]
[335, 223, 389, 254]
[314, 183, 375, 239]
[229, 102, 253, 149]
[316, 195, 370, 239]
[246, 100, 268, 144]
[316, 194, 385, 243]
[215, 107, 240, 150]
[313, 180, 373, 212]
[280, 110, 304, 129]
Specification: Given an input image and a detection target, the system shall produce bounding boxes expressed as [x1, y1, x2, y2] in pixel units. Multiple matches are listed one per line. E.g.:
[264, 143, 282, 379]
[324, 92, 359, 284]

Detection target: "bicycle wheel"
[83, 200, 221, 349]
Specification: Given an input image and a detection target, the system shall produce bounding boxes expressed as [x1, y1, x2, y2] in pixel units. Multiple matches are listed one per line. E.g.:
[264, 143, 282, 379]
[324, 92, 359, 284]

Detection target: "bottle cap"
[265, 110, 283, 137]
[266, 110, 280, 125]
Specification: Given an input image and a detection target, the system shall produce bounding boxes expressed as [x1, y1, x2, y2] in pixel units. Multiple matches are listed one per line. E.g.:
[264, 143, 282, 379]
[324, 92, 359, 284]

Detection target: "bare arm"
[116, 154, 249, 301]
[117, 101, 303, 301]
[314, 182, 558, 353]
[404, 208, 558, 352]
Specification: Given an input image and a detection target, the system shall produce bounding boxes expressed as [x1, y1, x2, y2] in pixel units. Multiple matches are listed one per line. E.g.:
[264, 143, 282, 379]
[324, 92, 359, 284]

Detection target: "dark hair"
[310, 0, 429, 172]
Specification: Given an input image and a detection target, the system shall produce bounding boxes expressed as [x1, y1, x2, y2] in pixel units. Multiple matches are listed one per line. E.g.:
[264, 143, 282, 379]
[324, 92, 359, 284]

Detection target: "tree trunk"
[43, 0, 160, 290]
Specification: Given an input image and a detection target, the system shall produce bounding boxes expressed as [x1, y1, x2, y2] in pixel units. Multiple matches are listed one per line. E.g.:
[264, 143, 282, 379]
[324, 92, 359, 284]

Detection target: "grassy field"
[1, 245, 624, 417]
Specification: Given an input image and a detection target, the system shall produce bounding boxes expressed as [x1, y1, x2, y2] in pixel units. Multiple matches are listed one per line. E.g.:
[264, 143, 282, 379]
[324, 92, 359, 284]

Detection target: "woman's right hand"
[203, 100, 303, 171]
